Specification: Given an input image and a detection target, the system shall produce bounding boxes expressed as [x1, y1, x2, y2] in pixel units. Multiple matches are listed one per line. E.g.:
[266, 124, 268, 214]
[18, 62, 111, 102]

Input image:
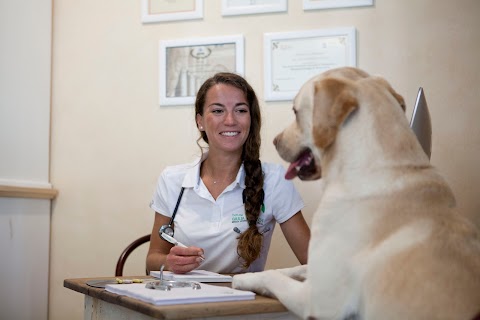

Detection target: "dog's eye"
[292, 107, 297, 115]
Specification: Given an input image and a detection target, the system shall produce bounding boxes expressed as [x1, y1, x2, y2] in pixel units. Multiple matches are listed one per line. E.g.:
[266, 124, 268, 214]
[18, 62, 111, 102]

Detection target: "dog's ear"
[312, 78, 358, 149]
[390, 89, 406, 111]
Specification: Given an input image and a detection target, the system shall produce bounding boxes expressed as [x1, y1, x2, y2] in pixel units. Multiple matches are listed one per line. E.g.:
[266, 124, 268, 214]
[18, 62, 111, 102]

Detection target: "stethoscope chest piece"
[159, 224, 174, 237]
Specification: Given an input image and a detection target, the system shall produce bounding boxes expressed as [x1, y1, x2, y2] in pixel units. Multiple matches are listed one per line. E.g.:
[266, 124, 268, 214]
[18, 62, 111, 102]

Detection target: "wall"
[50, 1, 480, 319]
[0, 198, 51, 320]
[0, 0, 52, 319]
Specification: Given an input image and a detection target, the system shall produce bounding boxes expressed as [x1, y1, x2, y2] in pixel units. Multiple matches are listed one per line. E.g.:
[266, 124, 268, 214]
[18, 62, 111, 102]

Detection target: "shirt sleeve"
[264, 163, 305, 224]
[150, 170, 172, 217]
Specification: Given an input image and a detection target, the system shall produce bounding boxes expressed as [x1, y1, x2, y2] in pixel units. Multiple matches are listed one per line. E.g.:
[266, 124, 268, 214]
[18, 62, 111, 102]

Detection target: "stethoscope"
[159, 187, 185, 237]
[159, 187, 269, 237]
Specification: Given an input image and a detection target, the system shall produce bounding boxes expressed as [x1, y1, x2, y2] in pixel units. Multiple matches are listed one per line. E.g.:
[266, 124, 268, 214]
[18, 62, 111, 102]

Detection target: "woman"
[146, 72, 310, 274]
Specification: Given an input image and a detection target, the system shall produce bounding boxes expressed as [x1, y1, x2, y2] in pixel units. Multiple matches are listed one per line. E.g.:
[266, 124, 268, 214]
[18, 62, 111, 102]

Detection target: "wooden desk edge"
[64, 277, 288, 319]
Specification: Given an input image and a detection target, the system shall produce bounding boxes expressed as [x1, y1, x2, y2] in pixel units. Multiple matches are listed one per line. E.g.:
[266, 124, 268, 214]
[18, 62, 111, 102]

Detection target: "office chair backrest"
[115, 234, 151, 276]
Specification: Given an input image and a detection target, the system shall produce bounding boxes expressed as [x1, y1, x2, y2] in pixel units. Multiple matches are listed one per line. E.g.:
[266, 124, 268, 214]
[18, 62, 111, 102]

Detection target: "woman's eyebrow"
[207, 102, 225, 108]
[207, 102, 248, 108]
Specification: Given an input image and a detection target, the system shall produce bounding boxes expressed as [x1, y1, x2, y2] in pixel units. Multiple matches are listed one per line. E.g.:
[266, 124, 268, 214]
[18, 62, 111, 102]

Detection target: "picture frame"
[159, 35, 245, 106]
[141, 0, 203, 23]
[221, 0, 287, 16]
[303, 0, 373, 11]
[264, 27, 357, 101]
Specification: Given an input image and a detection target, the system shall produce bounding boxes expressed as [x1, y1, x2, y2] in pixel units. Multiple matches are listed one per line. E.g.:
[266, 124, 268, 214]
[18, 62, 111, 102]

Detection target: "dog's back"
[308, 68, 480, 319]
[235, 67, 480, 320]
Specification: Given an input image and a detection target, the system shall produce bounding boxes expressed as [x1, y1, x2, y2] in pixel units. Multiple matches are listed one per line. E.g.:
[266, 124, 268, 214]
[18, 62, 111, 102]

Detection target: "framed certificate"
[221, 0, 287, 16]
[159, 35, 245, 106]
[264, 27, 357, 101]
[141, 0, 203, 23]
[303, 0, 373, 10]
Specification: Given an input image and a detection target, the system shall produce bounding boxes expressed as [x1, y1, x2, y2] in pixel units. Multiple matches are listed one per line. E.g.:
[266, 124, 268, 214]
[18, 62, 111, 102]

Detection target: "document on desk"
[105, 283, 255, 306]
[150, 270, 233, 283]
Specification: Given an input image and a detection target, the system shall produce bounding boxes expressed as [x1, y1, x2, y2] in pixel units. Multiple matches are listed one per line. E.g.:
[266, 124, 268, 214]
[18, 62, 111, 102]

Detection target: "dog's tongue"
[285, 159, 302, 180]
[285, 150, 313, 180]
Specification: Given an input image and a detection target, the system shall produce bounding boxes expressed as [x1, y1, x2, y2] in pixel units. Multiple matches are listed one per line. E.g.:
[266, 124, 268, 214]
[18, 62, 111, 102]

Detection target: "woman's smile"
[220, 131, 240, 136]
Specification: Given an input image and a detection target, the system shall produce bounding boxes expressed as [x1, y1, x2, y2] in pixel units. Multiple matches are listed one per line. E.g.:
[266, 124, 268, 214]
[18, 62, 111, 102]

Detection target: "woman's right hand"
[166, 246, 205, 274]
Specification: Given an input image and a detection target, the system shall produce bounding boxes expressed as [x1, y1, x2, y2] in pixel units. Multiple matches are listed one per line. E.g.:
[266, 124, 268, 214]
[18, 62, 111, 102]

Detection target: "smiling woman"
[146, 72, 311, 275]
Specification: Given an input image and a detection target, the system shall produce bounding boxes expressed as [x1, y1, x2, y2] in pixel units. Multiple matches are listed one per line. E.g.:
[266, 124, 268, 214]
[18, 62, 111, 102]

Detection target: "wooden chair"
[115, 234, 151, 276]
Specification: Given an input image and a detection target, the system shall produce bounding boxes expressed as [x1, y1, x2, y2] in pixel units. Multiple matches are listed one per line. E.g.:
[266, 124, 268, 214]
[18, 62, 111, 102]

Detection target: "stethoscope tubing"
[168, 187, 185, 226]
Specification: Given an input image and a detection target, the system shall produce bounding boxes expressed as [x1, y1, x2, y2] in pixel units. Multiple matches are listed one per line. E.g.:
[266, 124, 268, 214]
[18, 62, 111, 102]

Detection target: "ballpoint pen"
[161, 232, 205, 261]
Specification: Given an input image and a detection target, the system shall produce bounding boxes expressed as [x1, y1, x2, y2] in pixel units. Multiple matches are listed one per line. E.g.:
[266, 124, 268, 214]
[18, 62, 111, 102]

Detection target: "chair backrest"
[115, 234, 151, 276]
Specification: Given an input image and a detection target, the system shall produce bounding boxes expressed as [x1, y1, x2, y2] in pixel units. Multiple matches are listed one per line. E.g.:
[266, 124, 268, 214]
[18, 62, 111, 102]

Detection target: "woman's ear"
[196, 114, 204, 131]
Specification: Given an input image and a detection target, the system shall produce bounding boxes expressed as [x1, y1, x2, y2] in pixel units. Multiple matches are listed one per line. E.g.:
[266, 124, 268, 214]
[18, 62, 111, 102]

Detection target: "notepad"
[105, 282, 255, 306]
[150, 270, 233, 283]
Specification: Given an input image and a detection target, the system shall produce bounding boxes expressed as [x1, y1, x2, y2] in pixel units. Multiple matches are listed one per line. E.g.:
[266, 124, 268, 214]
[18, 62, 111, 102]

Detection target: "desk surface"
[64, 276, 289, 320]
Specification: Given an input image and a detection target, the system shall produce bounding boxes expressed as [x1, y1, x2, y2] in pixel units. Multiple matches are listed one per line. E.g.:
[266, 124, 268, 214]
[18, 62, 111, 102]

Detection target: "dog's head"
[273, 67, 406, 181]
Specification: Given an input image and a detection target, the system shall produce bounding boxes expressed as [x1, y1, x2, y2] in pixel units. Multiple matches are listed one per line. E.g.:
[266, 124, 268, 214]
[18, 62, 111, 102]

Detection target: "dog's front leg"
[276, 264, 308, 281]
[233, 268, 309, 319]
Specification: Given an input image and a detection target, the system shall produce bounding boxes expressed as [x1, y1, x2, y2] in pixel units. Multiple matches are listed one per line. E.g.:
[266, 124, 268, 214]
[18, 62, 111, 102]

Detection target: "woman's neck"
[200, 151, 242, 198]
[202, 152, 241, 178]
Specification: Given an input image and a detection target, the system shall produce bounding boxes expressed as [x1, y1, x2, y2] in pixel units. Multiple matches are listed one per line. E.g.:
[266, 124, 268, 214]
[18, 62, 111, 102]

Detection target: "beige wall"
[50, 1, 480, 319]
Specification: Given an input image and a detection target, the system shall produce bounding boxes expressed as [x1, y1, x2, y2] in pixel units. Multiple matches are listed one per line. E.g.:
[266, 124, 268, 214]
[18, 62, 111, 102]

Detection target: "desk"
[64, 276, 297, 320]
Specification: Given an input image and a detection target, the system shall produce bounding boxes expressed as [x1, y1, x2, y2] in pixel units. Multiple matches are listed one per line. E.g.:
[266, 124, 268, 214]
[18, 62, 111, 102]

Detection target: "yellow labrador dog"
[233, 67, 480, 320]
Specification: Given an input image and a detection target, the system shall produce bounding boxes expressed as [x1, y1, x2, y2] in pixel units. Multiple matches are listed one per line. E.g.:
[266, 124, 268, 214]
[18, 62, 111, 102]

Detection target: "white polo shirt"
[150, 156, 304, 273]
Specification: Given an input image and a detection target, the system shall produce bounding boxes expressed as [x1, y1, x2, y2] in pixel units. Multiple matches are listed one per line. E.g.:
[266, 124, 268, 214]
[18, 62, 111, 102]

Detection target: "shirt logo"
[231, 204, 266, 224]
[232, 213, 246, 223]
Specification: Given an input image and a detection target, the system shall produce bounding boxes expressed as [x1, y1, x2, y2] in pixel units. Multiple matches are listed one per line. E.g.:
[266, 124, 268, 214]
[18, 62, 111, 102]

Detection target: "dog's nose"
[273, 134, 279, 147]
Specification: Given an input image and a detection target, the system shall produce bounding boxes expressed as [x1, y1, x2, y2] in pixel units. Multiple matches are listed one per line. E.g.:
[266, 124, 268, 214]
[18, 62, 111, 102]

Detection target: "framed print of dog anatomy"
[159, 35, 245, 106]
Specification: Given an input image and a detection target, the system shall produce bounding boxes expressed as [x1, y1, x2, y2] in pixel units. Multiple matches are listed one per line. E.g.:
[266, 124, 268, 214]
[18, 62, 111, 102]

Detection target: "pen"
[161, 232, 205, 261]
[161, 232, 187, 248]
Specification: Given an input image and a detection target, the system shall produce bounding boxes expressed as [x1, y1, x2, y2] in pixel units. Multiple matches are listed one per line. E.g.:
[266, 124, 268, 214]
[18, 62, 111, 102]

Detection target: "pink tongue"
[285, 159, 302, 180]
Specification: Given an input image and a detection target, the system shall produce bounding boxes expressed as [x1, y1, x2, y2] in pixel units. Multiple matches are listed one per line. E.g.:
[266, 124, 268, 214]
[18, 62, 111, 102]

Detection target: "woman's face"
[196, 83, 251, 155]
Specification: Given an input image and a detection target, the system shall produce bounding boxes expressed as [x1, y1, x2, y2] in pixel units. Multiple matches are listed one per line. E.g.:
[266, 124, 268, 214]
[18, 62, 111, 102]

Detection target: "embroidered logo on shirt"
[232, 213, 246, 223]
[232, 204, 265, 223]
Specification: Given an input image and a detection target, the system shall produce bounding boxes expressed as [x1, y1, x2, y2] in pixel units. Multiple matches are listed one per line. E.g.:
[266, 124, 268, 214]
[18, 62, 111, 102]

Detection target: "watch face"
[159, 225, 174, 237]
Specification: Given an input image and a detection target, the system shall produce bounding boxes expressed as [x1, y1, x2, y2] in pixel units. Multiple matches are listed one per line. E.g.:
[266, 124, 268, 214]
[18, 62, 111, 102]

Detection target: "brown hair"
[195, 72, 264, 268]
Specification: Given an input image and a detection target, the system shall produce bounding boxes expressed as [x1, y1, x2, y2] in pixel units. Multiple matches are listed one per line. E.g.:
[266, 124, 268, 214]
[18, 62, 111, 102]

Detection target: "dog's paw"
[232, 272, 274, 297]
[232, 273, 260, 290]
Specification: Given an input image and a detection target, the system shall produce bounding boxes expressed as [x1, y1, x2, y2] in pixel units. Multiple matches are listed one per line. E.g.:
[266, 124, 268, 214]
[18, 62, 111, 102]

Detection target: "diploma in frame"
[221, 0, 287, 16]
[303, 0, 373, 10]
[159, 35, 245, 106]
[264, 27, 357, 101]
[141, 0, 203, 23]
